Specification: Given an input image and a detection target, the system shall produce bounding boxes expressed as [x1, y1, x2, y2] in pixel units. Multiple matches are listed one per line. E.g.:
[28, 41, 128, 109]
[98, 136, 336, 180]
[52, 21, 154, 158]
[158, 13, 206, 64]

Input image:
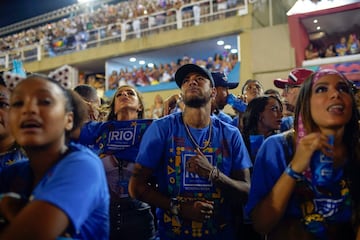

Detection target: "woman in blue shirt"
[0, 74, 109, 239]
[79, 85, 156, 240]
[0, 76, 27, 173]
[246, 69, 360, 239]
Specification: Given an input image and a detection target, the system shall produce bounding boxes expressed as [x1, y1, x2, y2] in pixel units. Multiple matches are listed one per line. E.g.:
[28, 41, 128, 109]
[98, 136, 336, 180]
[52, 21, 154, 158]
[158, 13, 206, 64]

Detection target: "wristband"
[208, 167, 220, 182]
[285, 164, 303, 181]
[0, 192, 21, 201]
[169, 198, 180, 216]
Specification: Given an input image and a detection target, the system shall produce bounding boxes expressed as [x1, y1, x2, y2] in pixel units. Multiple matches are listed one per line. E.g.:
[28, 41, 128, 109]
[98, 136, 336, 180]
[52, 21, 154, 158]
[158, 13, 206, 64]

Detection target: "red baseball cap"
[274, 68, 314, 89]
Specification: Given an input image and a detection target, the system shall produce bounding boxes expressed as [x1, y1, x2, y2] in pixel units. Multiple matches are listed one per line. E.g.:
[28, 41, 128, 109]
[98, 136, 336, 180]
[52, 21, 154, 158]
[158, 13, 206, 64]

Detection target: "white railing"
[0, 0, 115, 37]
[302, 54, 360, 67]
[0, 0, 247, 70]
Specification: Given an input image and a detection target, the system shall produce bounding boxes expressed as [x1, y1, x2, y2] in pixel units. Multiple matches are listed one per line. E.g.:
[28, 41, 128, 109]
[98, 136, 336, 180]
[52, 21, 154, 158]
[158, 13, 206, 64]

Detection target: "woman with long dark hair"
[242, 95, 283, 162]
[246, 69, 360, 239]
[78, 85, 156, 240]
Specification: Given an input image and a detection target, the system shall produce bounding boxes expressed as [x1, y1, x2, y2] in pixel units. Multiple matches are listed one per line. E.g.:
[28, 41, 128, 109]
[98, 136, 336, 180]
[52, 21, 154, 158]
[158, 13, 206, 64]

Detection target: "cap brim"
[273, 78, 288, 89]
[175, 64, 214, 88]
[227, 81, 239, 89]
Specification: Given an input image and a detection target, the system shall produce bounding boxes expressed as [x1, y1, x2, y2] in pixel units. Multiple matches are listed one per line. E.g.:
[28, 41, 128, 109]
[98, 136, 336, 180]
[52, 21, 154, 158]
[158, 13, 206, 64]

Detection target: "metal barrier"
[0, 0, 247, 70]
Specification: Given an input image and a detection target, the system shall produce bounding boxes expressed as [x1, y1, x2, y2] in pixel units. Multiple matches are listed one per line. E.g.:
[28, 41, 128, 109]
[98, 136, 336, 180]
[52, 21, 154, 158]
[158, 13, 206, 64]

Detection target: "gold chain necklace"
[183, 117, 212, 151]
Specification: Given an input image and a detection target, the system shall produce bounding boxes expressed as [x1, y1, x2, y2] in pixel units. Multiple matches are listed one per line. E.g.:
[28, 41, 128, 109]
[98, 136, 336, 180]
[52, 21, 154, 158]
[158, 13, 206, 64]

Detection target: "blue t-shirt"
[245, 132, 352, 238]
[213, 110, 236, 126]
[78, 120, 156, 239]
[231, 116, 239, 127]
[280, 116, 294, 132]
[79, 119, 153, 198]
[0, 142, 110, 240]
[245, 133, 297, 217]
[335, 42, 347, 56]
[0, 145, 27, 173]
[136, 112, 252, 239]
[79, 119, 153, 161]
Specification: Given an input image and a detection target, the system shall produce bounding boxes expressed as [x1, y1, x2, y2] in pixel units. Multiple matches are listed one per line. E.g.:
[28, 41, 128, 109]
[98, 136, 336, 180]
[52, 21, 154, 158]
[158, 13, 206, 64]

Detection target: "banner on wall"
[306, 61, 360, 82]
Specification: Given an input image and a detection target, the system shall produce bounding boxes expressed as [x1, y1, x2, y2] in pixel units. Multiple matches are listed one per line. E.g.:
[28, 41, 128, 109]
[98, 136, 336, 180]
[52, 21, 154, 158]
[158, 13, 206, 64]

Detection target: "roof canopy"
[287, 0, 359, 16]
[287, 0, 360, 66]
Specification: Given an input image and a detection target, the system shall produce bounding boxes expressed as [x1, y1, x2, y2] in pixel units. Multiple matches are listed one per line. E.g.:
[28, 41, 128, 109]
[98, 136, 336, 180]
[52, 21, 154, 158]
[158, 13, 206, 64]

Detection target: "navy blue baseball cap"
[211, 71, 239, 89]
[175, 64, 215, 88]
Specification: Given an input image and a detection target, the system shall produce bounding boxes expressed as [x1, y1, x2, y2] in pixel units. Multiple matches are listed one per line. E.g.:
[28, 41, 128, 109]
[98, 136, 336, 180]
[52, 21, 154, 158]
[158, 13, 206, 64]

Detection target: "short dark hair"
[264, 88, 280, 97]
[73, 84, 98, 103]
[0, 71, 5, 87]
[241, 79, 263, 95]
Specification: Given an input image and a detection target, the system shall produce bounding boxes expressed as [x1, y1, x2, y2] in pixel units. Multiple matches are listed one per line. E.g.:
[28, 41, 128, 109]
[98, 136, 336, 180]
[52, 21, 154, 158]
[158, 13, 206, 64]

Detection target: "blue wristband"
[285, 164, 303, 181]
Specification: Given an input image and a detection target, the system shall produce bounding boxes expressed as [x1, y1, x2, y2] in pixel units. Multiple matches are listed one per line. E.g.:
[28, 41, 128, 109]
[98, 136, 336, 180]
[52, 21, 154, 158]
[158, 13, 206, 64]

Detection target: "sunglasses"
[284, 85, 300, 93]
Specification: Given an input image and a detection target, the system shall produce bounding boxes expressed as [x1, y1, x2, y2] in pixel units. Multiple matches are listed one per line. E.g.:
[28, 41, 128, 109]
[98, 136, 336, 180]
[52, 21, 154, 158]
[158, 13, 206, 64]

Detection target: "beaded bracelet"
[284, 164, 303, 181]
[208, 167, 220, 182]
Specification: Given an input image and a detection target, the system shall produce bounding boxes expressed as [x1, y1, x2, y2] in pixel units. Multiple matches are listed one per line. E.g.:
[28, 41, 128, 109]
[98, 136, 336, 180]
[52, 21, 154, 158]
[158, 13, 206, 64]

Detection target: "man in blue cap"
[211, 71, 239, 126]
[129, 64, 252, 240]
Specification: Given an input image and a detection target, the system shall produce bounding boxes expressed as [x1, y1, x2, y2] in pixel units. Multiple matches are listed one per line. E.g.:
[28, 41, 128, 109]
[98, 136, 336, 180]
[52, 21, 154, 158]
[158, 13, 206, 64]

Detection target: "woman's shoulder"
[60, 143, 106, 176]
[68, 142, 101, 160]
[81, 121, 106, 133]
[155, 112, 181, 123]
[266, 130, 293, 141]
[261, 130, 294, 153]
[211, 116, 237, 131]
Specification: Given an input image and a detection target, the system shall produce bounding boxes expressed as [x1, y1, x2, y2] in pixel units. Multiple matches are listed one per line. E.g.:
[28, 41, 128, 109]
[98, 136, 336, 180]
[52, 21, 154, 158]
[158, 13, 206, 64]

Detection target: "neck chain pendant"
[184, 119, 212, 151]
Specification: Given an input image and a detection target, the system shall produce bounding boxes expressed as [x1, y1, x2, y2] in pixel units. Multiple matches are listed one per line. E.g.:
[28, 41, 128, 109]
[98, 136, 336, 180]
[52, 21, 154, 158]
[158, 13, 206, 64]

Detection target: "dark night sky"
[0, 0, 76, 28]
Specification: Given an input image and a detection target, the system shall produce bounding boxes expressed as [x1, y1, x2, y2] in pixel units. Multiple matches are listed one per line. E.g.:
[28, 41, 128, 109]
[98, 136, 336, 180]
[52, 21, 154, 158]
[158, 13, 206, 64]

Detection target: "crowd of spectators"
[304, 31, 360, 60]
[104, 51, 239, 89]
[0, 0, 244, 57]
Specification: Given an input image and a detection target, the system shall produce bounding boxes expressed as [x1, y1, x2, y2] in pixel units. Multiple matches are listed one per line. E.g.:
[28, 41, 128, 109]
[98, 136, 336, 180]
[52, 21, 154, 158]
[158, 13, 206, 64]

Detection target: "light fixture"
[230, 49, 238, 54]
[139, 60, 145, 65]
[129, 57, 136, 62]
[224, 44, 231, 50]
[309, 31, 326, 40]
[147, 63, 154, 68]
[313, 19, 318, 23]
[316, 26, 321, 30]
[217, 40, 224, 46]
